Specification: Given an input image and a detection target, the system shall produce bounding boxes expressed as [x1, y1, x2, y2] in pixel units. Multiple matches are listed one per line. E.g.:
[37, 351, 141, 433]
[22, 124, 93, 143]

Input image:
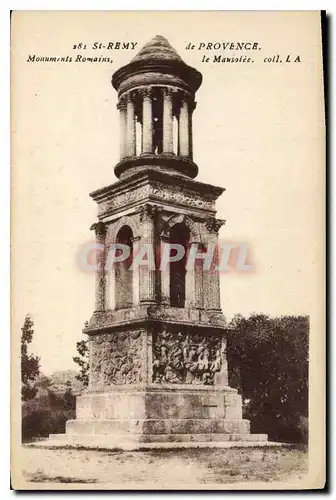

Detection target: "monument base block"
[48, 385, 268, 449]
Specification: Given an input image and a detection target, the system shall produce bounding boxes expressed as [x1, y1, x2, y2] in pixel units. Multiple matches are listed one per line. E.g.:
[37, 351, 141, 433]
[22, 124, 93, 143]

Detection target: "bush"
[22, 390, 76, 442]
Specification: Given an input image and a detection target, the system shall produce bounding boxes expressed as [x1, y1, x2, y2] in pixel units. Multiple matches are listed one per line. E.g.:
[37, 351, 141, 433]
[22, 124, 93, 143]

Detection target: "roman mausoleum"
[53, 35, 267, 447]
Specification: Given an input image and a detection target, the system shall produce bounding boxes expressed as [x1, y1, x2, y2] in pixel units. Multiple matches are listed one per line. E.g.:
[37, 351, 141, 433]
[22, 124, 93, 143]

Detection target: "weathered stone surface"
[85, 306, 226, 332]
[75, 387, 241, 421]
[66, 418, 250, 436]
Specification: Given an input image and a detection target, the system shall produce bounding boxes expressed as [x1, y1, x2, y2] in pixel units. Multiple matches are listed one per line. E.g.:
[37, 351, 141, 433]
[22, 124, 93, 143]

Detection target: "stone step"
[140, 433, 268, 443]
[49, 432, 267, 444]
[66, 418, 251, 436]
[28, 433, 279, 451]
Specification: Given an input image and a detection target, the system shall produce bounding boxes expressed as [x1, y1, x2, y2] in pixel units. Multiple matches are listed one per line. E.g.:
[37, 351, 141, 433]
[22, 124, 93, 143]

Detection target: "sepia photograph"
[10, 10, 325, 490]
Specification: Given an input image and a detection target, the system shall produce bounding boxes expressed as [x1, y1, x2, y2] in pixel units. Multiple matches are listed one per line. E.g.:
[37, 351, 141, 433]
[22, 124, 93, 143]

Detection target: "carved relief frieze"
[97, 182, 215, 218]
[151, 183, 214, 211]
[152, 330, 226, 385]
[90, 330, 144, 386]
[98, 185, 152, 217]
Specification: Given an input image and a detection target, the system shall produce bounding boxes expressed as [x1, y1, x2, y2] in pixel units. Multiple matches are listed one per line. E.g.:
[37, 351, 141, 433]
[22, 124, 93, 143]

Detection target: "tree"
[73, 339, 89, 387]
[63, 380, 75, 410]
[21, 314, 40, 401]
[227, 314, 309, 443]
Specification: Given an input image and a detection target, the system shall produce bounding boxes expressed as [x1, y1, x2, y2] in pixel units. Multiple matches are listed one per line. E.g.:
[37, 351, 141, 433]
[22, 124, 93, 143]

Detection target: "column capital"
[134, 87, 152, 99]
[184, 94, 196, 109]
[205, 217, 226, 234]
[176, 89, 193, 105]
[123, 90, 138, 103]
[90, 221, 107, 238]
[162, 87, 174, 98]
[117, 96, 127, 111]
[139, 203, 157, 223]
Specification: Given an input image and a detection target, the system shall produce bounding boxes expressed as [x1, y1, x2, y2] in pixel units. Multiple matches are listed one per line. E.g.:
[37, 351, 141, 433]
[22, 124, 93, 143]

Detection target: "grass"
[20, 443, 308, 487]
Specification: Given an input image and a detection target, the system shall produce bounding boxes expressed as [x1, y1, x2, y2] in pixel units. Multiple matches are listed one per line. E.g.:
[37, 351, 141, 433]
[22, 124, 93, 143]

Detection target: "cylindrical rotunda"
[112, 35, 202, 179]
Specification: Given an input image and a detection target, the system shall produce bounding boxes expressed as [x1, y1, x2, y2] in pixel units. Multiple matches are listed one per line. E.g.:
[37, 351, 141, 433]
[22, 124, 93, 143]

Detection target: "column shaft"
[163, 90, 173, 153]
[132, 237, 141, 306]
[94, 224, 106, 312]
[126, 94, 136, 156]
[140, 205, 156, 304]
[210, 240, 221, 310]
[184, 243, 195, 308]
[118, 100, 127, 160]
[160, 237, 170, 305]
[194, 248, 204, 308]
[188, 103, 194, 159]
[106, 246, 115, 310]
[203, 235, 221, 310]
[142, 92, 153, 153]
[178, 98, 189, 157]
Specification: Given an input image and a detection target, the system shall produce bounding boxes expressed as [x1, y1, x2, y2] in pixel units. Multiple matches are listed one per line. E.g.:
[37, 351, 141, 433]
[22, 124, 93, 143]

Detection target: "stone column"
[126, 93, 136, 156]
[188, 100, 196, 160]
[204, 218, 225, 310]
[91, 221, 107, 312]
[131, 236, 141, 306]
[139, 204, 156, 304]
[185, 242, 195, 309]
[117, 97, 127, 160]
[160, 234, 171, 305]
[106, 244, 116, 310]
[141, 89, 153, 153]
[163, 88, 173, 153]
[185, 241, 205, 309]
[178, 94, 189, 157]
[194, 243, 205, 309]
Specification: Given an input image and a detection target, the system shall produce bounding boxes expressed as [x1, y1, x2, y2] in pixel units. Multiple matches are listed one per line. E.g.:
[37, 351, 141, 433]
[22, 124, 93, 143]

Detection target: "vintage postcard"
[11, 10, 325, 490]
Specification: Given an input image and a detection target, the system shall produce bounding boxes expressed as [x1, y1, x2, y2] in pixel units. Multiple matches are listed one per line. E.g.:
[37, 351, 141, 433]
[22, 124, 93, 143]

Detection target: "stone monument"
[52, 35, 268, 448]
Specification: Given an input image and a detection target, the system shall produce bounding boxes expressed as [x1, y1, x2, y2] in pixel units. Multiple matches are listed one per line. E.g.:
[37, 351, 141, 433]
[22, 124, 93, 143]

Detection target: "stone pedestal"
[49, 319, 267, 449]
[50, 385, 267, 449]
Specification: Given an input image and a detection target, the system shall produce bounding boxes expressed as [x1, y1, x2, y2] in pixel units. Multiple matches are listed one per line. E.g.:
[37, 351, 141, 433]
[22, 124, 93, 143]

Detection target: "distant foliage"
[21, 315, 40, 401]
[227, 314, 309, 443]
[73, 340, 89, 387]
[46, 370, 84, 394]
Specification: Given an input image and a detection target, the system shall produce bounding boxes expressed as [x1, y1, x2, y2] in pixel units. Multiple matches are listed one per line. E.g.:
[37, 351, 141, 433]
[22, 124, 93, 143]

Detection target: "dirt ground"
[15, 444, 309, 489]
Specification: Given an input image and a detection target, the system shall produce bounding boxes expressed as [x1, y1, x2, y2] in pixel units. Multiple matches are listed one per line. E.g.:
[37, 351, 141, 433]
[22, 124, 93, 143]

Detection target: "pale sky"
[11, 11, 324, 374]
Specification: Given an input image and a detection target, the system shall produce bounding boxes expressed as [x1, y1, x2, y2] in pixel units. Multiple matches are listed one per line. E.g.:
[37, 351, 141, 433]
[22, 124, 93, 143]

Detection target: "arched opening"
[115, 225, 133, 309]
[169, 223, 190, 308]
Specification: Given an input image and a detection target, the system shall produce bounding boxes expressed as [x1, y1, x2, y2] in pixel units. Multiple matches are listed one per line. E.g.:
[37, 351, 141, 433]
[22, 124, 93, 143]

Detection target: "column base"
[47, 385, 268, 449]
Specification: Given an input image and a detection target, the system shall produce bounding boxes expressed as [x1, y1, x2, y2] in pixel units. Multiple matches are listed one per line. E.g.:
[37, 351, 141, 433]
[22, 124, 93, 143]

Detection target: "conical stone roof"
[112, 34, 202, 95]
[131, 35, 183, 64]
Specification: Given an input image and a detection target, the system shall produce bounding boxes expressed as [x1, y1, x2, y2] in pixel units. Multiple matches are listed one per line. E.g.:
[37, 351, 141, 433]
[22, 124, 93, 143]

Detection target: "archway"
[115, 225, 133, 309]
[169, 223, 190, 308]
